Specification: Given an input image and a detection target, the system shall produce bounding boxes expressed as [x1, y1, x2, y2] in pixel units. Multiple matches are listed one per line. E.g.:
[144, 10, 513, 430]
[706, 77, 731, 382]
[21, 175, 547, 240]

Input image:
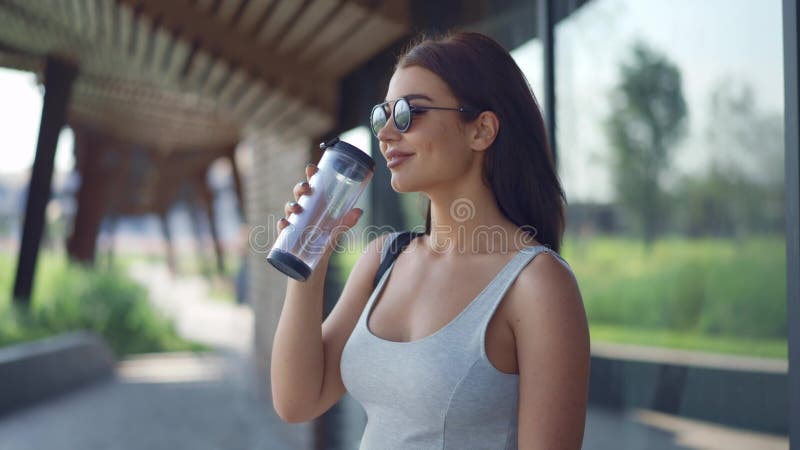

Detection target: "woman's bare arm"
[270, 232, 390, 423]
[509, 253, 590, 450]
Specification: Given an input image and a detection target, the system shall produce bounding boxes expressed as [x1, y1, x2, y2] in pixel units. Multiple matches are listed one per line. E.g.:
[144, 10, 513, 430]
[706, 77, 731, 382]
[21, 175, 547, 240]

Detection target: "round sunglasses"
[370, 96, 477, 137]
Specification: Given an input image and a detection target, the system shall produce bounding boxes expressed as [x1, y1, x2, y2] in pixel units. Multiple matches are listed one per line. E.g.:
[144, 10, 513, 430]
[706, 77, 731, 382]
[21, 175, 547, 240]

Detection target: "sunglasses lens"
[370, 105, 387, 136]
[393, 99, 411, 132]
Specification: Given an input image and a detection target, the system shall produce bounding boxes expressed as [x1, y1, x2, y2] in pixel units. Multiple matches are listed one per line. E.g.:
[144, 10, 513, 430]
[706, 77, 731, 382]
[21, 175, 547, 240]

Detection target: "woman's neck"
[424, 181, 531, 256]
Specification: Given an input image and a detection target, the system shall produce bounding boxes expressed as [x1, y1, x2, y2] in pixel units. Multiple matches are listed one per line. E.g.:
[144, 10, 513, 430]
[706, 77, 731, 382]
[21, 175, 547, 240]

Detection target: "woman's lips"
[386, 150, 414, 169]
[387, 153, 413, 169]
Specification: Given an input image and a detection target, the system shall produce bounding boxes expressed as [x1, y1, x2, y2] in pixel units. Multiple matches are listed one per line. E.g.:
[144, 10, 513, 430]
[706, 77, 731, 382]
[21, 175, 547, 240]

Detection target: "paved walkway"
[0, 262, 311, 450]
[583, 407, 787, 450]
[0, 262, 789, 449]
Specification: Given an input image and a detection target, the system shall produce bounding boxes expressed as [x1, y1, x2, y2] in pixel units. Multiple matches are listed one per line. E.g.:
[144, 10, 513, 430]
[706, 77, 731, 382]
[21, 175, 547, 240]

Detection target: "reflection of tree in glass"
[705, 79, 783, 183]
[606, 41, 687, 247]
[672, 79, 784, 237]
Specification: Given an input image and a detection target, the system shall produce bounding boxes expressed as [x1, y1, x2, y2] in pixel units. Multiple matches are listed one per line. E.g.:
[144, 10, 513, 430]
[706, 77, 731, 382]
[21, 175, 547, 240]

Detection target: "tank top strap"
[458, 245, 570, 338]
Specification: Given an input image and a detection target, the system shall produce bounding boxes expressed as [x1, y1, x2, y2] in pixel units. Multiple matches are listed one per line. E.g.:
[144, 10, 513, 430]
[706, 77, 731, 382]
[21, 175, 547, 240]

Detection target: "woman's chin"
[390, 179, 416, 193]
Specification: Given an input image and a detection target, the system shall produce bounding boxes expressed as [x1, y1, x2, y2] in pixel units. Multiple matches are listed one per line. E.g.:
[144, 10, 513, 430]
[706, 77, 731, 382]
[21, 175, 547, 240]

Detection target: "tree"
[705, 79, 784, 188]
[671, 79, 784, 238]
[606, 42, 687, 246]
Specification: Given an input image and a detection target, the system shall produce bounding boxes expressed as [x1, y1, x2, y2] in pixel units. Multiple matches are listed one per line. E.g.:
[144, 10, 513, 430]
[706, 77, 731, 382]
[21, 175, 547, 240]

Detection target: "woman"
[271, 32, 590, 450]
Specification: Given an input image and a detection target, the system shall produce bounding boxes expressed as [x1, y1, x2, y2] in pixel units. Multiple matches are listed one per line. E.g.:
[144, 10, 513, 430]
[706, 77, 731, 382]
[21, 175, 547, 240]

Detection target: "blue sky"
[543, 0, 784, 201]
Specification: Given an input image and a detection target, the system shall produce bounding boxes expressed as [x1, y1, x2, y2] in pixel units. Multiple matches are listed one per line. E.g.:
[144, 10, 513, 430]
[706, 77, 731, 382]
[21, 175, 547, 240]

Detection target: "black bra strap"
[372, 231, 424, 289]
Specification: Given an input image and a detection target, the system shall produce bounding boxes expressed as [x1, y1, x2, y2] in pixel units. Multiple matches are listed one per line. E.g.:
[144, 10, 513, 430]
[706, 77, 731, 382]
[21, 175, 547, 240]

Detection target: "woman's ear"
[469, 111, 500, 152]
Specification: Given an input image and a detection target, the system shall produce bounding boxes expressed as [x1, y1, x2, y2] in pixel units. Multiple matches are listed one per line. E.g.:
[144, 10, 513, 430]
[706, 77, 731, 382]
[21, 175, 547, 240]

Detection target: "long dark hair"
[397, 32, 566, 252]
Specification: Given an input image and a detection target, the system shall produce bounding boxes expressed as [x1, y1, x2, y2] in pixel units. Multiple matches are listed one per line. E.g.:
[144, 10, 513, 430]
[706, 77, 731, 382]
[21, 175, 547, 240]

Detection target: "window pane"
[554, 0, 787, 447]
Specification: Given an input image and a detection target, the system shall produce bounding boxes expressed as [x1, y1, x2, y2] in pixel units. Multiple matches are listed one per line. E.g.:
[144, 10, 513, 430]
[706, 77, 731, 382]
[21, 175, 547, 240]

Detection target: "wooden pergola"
[0, 0, 594, 299]
[0, 0, 408, 302]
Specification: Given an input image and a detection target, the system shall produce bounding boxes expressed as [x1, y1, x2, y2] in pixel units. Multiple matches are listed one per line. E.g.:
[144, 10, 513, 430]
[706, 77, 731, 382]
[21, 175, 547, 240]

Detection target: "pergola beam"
[13, 57, 77, 304]
[66, 125, 122, 264]
[118, 0, 336, 115]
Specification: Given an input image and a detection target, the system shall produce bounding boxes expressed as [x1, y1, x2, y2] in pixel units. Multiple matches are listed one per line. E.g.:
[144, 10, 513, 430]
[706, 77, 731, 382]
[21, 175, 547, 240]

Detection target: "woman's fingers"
[284, 200, 302, 217]
[291, 163, 318, 200]
[335, 208, 364, 236]
[277, 217, 289, 232]
[305, 163, 318, 181]
[327, 208, 364, 251]
[342, 207, 364, 228]
[278, 163, 318, 233]
[277, 196, 302, 233]
[292, 180, 311, 201]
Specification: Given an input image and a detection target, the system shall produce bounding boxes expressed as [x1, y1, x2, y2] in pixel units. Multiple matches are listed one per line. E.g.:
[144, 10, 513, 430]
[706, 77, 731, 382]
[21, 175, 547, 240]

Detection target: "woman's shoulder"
[505, 248, 582, 321]
[504, 248, 588, 364]
[364, 231, 400, 261]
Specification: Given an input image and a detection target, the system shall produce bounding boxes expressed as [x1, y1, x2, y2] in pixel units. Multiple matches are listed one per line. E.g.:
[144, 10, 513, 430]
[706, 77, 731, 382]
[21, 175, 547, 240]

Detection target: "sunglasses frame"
[370, 96, 477, 137]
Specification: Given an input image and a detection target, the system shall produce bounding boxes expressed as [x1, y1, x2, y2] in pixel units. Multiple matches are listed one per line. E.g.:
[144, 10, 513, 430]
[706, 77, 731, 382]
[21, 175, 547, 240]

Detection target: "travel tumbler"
[267, 138, 374, 281]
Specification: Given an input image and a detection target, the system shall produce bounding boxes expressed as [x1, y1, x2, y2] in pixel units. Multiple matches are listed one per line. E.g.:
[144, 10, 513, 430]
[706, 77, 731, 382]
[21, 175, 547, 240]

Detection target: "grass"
[590, 324, 787, 359]
[0, 252, 208, 357]
[330, 234, 788, 359]
[562, 234, 787, 359]
[561, 236, 786, 332]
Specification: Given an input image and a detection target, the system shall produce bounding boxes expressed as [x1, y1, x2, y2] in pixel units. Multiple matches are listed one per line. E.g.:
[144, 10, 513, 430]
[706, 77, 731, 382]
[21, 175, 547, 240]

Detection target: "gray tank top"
[340, 232, 570, 450]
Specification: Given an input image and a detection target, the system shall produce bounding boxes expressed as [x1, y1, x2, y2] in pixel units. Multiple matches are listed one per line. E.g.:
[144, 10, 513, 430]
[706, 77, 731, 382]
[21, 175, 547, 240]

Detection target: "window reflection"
[515, 0, 787, 447]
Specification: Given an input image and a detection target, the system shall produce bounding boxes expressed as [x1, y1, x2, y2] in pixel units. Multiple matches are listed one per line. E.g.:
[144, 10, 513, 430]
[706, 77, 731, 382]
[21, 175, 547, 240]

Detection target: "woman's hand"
[276, 163, 317, 233]
[276, 163, 364, 250]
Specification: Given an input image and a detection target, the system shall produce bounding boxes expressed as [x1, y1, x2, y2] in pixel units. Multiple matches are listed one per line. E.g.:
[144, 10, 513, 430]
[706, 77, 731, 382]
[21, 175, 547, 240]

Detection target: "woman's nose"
[377, 117, 400, 142]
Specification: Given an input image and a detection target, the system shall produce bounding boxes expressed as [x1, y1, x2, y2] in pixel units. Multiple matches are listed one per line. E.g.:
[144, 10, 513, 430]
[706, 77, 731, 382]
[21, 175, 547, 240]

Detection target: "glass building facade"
[546, 1, 789, 446]
[328, 0, 798, 448]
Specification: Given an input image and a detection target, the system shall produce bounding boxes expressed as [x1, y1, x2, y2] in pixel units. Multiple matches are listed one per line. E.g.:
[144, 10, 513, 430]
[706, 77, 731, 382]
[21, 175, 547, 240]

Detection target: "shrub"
[563, 235, 787, 340]
[0, 254, 206, 357]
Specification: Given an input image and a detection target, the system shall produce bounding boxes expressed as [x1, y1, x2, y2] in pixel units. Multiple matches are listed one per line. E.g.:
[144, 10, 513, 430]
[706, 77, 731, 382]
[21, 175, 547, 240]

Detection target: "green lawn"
[331, 234, 788, 359]
[562, 235, 787, 359]
[590, 324, 786, 359]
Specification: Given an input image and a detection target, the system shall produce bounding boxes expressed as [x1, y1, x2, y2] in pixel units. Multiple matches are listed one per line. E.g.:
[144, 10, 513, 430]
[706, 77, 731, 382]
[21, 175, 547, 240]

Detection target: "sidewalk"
[0, 262, 311, 450]
[583, 407, 787, 450]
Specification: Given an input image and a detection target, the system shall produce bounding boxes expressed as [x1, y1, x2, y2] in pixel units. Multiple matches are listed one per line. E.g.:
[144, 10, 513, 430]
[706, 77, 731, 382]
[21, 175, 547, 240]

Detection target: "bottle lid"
[320, 137, 375, 172]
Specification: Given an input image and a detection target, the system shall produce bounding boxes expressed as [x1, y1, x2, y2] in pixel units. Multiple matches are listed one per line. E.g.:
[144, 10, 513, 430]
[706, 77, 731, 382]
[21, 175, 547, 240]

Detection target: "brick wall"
[241, 131, 315, 449]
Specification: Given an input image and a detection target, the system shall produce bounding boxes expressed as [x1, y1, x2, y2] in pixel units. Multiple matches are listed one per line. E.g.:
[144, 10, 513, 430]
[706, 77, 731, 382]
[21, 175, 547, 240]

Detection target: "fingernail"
[306, 163, 315, 169]
[289, 201, 298, 209]
[301, 181, 310, 189]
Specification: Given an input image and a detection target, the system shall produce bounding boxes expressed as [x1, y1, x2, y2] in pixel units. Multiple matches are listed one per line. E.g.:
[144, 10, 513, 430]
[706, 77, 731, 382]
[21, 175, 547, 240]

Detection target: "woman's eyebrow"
[383, 93, 434, 102]
[405, 94, 433, 101]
